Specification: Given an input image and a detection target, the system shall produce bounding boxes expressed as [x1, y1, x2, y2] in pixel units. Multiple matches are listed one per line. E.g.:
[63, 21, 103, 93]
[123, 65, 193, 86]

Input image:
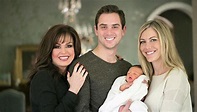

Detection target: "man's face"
[94, 13, 126, 50]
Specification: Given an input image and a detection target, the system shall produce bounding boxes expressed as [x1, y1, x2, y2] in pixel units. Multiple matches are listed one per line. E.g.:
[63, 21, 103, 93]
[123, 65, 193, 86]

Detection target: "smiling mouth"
[105, 37, 115, 41]
[146, 51, 155, 55]
[59, 56, 69, 61]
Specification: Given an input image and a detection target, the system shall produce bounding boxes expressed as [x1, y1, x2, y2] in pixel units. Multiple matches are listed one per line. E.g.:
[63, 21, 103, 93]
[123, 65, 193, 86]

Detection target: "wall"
[0, 0, 191, 74]
[192, 0, 197, 111]
[0, 0, 62, 74]
[0, 0, 194, 110]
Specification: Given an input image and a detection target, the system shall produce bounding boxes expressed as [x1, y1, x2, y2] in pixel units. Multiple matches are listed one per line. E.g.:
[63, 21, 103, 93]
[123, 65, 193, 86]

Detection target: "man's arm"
[69, 61, 92, 112]
[75, 75, 92, 112]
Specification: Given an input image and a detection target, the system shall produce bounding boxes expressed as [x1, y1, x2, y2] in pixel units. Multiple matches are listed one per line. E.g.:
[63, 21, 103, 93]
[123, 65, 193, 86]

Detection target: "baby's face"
[126, 67, 143, 83]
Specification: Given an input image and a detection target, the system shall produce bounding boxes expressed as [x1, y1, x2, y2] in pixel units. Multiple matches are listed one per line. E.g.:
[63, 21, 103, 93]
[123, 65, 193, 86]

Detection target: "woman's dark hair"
[95, 4, 126, 29]
[28, 24, 81, 85]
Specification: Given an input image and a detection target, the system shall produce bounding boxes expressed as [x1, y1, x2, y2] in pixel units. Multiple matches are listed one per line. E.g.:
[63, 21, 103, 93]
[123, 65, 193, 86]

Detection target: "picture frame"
[0, 72, 11, 86]
[14, 45, 38, 84]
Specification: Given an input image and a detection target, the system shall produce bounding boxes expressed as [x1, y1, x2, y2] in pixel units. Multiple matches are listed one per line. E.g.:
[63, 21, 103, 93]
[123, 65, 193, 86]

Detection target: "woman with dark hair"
[28, 24, 88, 112]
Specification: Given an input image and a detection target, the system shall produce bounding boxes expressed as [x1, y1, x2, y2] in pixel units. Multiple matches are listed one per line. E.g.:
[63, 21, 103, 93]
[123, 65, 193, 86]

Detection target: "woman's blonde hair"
[137, 19, 186, 81]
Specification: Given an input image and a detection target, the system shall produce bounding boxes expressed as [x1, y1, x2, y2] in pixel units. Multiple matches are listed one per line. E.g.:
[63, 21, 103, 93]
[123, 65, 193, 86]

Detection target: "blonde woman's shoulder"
[169, 67, 188, 81]
[170, 67, 186, 75]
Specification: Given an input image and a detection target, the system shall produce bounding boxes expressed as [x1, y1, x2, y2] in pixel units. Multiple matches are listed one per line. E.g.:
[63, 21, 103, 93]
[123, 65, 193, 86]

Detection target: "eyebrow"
[99, 23, 120, 26]
[112, 23, 120, 26]
[99, 23, 106, 26]
[140, 36, 157, 40]
[150, 36, 157, 39]
[56, 41, 73, 45]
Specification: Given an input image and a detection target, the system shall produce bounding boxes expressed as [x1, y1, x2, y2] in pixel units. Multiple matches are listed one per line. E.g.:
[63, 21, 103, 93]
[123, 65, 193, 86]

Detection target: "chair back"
[0, 89, 25, 112]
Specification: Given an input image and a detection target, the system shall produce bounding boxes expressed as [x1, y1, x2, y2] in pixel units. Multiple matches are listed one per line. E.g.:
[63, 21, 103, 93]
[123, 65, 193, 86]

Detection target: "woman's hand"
[142, 79, 148, 87]
[118, 100, 132, 112]
[67, 63, 88, 94]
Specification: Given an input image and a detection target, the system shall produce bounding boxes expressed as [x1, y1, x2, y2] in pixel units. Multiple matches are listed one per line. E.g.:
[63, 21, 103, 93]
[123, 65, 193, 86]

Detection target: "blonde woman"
[138, 19, 192, 112]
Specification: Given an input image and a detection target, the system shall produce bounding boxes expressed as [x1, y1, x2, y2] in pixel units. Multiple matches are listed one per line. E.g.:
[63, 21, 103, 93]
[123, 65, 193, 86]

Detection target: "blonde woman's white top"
[144, 68, 192, 112]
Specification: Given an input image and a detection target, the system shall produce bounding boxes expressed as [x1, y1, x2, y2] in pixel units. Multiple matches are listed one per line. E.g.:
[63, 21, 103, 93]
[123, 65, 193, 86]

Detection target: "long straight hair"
[137, 19, 186, 81]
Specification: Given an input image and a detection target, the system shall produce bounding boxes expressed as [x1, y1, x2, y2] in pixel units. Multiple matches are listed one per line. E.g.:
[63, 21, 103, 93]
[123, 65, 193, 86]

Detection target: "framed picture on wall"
[0, 72, 11, 86]
[14, 45, 38, 84]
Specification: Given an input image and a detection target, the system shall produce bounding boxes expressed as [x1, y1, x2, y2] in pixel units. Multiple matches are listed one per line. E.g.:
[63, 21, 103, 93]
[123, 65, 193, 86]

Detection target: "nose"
[61, 47, 67, 53]
[144, 42, 152, 49]
[105, 28, 113, 35]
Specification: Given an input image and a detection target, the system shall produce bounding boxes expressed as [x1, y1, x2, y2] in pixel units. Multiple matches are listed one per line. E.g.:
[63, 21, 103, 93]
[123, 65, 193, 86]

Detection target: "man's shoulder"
[118, 58, 132, 67]
[79, 51, 92, 59]
[68, 51, 93, 71]
[73, 51, 93, 63]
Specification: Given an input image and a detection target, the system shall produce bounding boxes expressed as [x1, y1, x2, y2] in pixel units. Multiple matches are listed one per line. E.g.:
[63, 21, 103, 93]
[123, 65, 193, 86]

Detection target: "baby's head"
[126, 65, 143, 83]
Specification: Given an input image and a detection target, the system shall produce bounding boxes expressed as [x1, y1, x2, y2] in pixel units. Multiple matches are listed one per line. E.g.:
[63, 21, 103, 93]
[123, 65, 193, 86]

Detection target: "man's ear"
[122, 25, 126, 37]
[94, 25, 98, 37]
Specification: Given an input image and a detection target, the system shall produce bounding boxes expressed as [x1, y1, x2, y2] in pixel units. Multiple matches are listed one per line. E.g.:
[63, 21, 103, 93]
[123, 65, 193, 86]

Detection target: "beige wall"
[193, 0, 197, 111]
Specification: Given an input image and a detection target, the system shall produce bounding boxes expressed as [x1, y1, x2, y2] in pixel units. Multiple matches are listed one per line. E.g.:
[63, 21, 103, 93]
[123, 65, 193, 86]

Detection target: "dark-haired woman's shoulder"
[30, 70, 54, 88]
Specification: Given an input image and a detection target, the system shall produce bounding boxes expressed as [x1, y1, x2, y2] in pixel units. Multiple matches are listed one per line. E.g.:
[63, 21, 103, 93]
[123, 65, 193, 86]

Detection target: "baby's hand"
[120, 82, 132, 91]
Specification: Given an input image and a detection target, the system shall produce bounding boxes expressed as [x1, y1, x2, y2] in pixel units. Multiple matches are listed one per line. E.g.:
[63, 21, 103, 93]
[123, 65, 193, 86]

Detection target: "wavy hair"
[28, 24, 81, 85]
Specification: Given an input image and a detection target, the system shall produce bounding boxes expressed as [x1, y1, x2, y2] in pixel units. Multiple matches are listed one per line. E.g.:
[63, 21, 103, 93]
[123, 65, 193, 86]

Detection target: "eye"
[150, 38, 158, 42]
[54, 44, 61, 49]
[112, 25, 119, 29]
[66, 44, 73, 48]
[139, 40, 145, 44]
[100, 25, 107, 29]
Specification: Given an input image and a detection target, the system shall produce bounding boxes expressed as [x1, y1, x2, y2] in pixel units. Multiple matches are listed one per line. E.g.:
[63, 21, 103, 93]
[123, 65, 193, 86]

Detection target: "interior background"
[1, 0, 197, 111]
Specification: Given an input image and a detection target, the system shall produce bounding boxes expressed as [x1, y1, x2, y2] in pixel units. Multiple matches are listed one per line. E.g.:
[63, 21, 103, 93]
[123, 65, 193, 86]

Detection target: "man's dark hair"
[95, 5, 126, 29]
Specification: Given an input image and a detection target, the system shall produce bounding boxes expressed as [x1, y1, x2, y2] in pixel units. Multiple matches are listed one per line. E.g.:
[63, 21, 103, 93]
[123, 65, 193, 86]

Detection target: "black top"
[30, 70, 77, 112]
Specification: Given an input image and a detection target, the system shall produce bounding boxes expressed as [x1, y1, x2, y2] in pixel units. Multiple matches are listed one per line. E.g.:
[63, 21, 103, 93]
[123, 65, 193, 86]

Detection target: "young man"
[69, 5, 132, 112]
